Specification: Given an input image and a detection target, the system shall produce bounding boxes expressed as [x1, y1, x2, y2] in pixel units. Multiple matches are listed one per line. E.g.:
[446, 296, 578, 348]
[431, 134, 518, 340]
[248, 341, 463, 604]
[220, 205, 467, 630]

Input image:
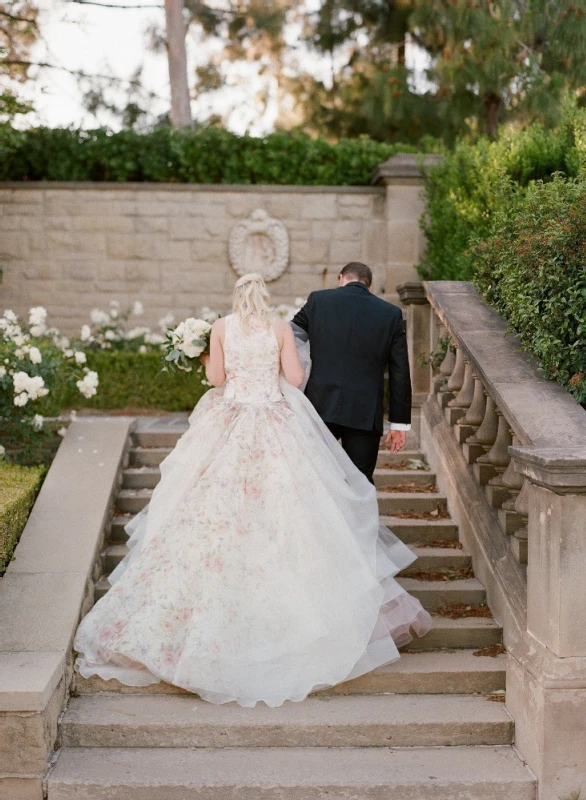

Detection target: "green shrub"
[418, 110, 586, 281]
[472, 174, 586, 406]
[0, 125, 442, 185]
[48, 351, 210, 413]
[0, 462, 46, 574]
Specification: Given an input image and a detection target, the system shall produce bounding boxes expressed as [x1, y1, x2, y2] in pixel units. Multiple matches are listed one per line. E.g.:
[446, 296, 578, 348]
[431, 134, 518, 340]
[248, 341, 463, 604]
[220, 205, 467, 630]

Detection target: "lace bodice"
[223, 314, 282, 404]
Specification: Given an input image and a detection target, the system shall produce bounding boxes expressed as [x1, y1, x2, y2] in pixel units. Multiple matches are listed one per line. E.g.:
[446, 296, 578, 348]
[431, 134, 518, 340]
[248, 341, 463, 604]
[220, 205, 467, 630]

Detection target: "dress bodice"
[223, 314, 282, 404]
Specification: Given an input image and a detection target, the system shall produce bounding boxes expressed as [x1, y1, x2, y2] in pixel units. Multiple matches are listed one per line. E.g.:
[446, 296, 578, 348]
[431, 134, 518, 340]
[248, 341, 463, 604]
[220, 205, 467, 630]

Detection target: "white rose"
[3, 310, 18, 323]
[28, 306, 47, 326]
[14, 392, 29, 407]
[13, 333, 25, 347]
[0, 366, 6, 378]
[74, 351, 87, 365]
[90, 309, 109, 326]
[14, 348, 24, 359]
[158, 312, 174, 332]
[0, 444, 5, 459]
[64, 349, 74, 359]
[31, 414, 44, 430]
[30, 324, 46, 337]
[139, 345, 147, 354]
[29, 346, 42, 364]
[126, 327, 149, 340]
[145, 332, 165, 345]
[80, 324, 92, 342]
[58, 427, 68, 437]
[132, 300, 144, 316]
[12, 371, 30, 394]
[104, 330, 117, 341]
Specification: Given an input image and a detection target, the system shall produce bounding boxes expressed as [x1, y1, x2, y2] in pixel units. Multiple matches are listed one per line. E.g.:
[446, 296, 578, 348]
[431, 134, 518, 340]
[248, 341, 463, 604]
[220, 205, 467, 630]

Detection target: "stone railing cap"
[510, 445, 586, 493]
[371, 153, 443, 186]
[397, 281, 428, 305]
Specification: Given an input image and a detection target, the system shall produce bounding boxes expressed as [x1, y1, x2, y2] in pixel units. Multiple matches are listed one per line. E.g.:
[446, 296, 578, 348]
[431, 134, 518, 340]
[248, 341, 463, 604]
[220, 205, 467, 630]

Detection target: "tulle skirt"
[74, 379, 432, 707]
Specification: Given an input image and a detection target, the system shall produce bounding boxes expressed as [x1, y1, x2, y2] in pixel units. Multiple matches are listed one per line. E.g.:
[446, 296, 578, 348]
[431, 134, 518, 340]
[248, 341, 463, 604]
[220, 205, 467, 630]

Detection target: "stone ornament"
[228, 209, 289, 281]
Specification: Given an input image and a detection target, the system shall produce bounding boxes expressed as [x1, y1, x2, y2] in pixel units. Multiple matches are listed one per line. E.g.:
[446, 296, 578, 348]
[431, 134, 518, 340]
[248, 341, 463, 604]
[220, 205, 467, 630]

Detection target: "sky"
[17, 0, 430, 133]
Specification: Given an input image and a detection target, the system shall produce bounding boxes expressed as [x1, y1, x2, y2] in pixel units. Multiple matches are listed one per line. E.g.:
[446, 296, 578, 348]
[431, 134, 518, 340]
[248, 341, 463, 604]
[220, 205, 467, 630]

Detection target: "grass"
[0, 462, 46, 574]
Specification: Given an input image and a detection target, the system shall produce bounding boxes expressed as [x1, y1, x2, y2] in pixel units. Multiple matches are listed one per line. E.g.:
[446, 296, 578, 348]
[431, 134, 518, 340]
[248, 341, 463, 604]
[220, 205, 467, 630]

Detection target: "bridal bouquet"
[162, 317, 212, 373]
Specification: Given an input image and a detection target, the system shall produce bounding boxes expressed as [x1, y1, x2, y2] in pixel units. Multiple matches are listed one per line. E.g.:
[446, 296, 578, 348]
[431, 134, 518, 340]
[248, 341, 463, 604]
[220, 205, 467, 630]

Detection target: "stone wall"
[0, 155, 432, 334]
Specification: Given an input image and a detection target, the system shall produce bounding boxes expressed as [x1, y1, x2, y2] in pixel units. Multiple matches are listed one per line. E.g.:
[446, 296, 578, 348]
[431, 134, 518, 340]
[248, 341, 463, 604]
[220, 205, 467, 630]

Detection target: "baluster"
[498, 435, 526, 535]
[511, 479, 529, 565]
[455, 373, 487, 445]
[446, 361, 474, 426]
[433, 328, 454, 393]
[464, 393, 498, 467]
[439, 344, 464, 408]
[484, 413, 514, 507]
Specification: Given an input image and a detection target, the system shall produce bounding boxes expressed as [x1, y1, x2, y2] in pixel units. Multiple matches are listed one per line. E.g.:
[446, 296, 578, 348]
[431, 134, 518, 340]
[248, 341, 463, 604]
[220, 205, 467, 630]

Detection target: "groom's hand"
[385, 429, 406, 453]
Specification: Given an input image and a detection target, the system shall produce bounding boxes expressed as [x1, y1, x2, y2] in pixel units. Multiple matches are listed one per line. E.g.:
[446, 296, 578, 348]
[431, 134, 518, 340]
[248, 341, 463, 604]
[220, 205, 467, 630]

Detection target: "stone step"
[129, 446, 172, 467]
[373, 469, 436, 490]
[100, 543, 471, 575]
[379, 516, 459, 543]
[116, 489, 152, 514]
[376, 491, 448, 516]
[397, 578, 485, 612]
[48, 746, 535, 800]
[110, 514, 134, 542]
[376, 449, 426, 468]
[60, 693, 513, 749]
[74, 651, 506, 697]
[123, 467, 161, 490]
[132, 429, 186, 448]
[404, 616, 502, 651]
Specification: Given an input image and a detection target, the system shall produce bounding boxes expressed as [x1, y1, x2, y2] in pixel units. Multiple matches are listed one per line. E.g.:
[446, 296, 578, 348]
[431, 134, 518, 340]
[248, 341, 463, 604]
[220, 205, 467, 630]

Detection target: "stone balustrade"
[398, 280, 586, 800]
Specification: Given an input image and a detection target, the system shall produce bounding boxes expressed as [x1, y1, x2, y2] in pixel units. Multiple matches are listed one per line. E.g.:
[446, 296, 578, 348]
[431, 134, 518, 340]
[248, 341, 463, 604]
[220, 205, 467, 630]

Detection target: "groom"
[292, 262, 411, 484]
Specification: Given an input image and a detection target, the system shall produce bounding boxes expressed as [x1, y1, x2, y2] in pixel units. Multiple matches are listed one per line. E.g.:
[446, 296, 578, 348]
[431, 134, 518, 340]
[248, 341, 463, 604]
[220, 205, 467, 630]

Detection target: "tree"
[165, 0, 192, 127]
[410, 0, 586, 138]
[0, 1, 38, 120]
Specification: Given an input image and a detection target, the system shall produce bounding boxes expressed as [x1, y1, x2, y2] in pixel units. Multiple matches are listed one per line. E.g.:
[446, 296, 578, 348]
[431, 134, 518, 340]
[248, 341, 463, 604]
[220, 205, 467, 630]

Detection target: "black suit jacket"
[292, 282, 412, 435]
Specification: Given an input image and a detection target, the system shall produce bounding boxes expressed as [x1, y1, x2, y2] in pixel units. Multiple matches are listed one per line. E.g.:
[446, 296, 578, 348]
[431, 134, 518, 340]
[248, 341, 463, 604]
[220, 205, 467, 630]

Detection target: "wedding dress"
[74, 314, 432, 707]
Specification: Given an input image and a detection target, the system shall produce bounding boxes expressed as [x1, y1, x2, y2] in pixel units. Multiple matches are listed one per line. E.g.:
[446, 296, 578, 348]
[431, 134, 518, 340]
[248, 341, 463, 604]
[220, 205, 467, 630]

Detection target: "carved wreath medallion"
[228, 209, 290, 282]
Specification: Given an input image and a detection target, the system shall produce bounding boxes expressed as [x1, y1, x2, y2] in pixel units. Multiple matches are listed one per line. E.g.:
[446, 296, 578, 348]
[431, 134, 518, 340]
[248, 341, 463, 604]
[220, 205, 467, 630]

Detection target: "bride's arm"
[203, 319, 227, 387]
[278, 320, 305, 389]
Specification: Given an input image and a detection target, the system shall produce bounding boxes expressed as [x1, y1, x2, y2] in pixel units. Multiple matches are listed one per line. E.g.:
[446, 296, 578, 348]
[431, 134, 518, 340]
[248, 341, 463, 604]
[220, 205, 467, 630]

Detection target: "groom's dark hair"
[340, 262, 373, 288]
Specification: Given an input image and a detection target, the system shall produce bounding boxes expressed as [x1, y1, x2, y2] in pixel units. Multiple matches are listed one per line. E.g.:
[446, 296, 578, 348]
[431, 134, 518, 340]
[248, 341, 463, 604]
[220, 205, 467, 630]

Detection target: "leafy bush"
[472, 175, 586, 406]
[0, 125, 441, 185]
[418, 109, 586, 280]
[0, 462, 45, 574]
[51, 351, 210, 413]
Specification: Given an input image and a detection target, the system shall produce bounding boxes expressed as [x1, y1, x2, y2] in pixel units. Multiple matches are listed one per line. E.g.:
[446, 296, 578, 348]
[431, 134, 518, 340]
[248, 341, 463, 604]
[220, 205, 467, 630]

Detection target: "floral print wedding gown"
[74, 313, 432, 707]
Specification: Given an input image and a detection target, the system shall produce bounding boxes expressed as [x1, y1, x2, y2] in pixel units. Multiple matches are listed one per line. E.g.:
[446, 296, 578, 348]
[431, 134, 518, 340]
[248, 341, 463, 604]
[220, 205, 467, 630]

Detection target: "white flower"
[200, 306, 221, 324]
[64, 349, 74, 359]
[14, 392, 29, 407]
[13, 371, 48, 401]
[13, 371, 30, 395]
[171, 318, 212, 358]
[109, 300, 120, 320]
[132, 300, 144, 316]
[30, 324, 46, 337]
[12, 333, 25, 347]
[76, 369, 99, 398]
[139, 345, 147, 354]
[3, 310, 17, 323]
[74, 351, 87, 365]
[58, 427, 68, 437]
[158, 312, 175, 332]
[104, 330, 118, 341]
[80, 324, 92, 342]
[31, 414, 44, 431]
[28, 346, 42, 364]
[29, 306, 47, 326]
[90, 309, 109, 326]
[126, 326, 149, 340]
[0, 445, 5, 459]
[70, 409, 77, 420]
[145, 332, 165, 345]
[14, 348, 24, 359]
[0, 366, 5, 378]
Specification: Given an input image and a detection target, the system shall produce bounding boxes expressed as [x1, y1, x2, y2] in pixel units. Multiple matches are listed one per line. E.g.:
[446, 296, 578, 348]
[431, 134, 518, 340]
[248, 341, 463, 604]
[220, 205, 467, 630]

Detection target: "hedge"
[44, 351, 210, 413]
[418, 109, 586, 281]
[0, 125, 441, 185]
[472, 174, 586, 407]
[0, 462, 45, 574]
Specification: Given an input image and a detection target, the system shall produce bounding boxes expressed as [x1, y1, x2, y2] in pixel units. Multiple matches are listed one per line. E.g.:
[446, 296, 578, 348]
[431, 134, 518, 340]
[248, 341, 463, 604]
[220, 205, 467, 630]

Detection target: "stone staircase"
[46, 420, 536, 799]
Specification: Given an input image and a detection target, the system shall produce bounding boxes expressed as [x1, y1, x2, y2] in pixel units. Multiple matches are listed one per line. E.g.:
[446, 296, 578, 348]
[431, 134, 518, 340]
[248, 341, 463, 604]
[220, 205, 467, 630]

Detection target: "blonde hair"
[232, 273, 273, 332]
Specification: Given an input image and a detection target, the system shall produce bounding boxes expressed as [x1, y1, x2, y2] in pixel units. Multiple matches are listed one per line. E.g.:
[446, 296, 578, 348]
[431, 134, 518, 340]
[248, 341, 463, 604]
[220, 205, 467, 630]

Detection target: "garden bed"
[0, 462, 46, 574]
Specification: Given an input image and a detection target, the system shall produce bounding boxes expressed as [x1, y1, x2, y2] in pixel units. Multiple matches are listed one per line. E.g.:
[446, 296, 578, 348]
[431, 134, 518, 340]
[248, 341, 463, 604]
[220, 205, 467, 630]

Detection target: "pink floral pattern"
[74, 314, 431, 707]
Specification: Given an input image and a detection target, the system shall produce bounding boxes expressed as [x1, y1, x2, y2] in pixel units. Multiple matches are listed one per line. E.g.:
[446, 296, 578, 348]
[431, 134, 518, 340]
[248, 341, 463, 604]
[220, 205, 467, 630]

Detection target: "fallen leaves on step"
[391, 508, 451, 520]
[417, 539, 463, 549]
[435, 603, 493, 619]
[473, 644, 506, 658]
[402, 566, 474, 582]
[485, 691, 506, 703]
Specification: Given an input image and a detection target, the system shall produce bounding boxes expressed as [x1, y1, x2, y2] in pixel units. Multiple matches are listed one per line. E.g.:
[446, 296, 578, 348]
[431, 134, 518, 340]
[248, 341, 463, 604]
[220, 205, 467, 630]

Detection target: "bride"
[74, 273, 432, 707]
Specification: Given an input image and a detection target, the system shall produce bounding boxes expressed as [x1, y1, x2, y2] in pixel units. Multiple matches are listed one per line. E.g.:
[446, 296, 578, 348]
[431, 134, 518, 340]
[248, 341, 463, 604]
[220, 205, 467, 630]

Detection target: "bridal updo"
[232, 273, 273, 332]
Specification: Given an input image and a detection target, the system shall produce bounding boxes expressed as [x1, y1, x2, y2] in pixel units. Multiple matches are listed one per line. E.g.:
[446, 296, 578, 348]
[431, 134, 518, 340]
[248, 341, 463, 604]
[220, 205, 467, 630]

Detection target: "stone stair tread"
[377, 490, 446, 500]
[399, 577, 483, 591]
[48, 746, 535, 799]
[74, 650, 506, 697]
[381, 516, 455, 527]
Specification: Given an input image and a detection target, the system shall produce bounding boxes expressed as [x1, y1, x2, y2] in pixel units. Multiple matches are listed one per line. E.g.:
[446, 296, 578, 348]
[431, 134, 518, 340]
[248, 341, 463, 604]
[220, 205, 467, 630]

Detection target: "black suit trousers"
[326, 423, 381, 484]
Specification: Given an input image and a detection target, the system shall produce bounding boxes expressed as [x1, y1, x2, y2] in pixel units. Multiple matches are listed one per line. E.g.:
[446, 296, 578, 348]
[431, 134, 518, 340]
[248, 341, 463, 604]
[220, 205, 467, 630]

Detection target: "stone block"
[300, 194, 337, 220]
[0, 233, 30, 259]
[329, 239, 362, 264]
[387, 263, 420, 290]
[21, 262, 62, 281]
[0, 652, 64, 713]
[473, 462, 500, 485]
[160, 266, 227, 294]
[362, 221, 386, 263]
[31, 231, 106, 257]
[484, 483, 510, 509]
[154, 240, 190, 261]
[445, 406, 466, 426]
[463, 442, 486, 464]
[332, 220, 364, 241]
[107, 233, 156, 260]
[190, 239, 227, 262]
[387, 221, 418, 263]
[227, 195, 262, 217]
[135, 217, 169, 234]
[338, 193, 374, 207]
[124, 261, 160, 284]
[289, 273, 326, 296]
[310, 221, 333, 241]
[455, 423, 477, 444]
[290, 240, 329, 264]
[263, 195, 303, 219]
[497, 508, 523, 535]
[0, 777, 43, 800]
[169, 217, 205, 240]
[74, 215, 134, 234]
[385, 185, 425, 222]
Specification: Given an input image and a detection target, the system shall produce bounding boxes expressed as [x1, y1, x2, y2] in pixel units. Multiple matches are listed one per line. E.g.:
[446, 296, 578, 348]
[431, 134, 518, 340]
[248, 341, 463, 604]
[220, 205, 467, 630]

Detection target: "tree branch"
[0, 9, 38, 24]
[67, 1, 163, 9]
